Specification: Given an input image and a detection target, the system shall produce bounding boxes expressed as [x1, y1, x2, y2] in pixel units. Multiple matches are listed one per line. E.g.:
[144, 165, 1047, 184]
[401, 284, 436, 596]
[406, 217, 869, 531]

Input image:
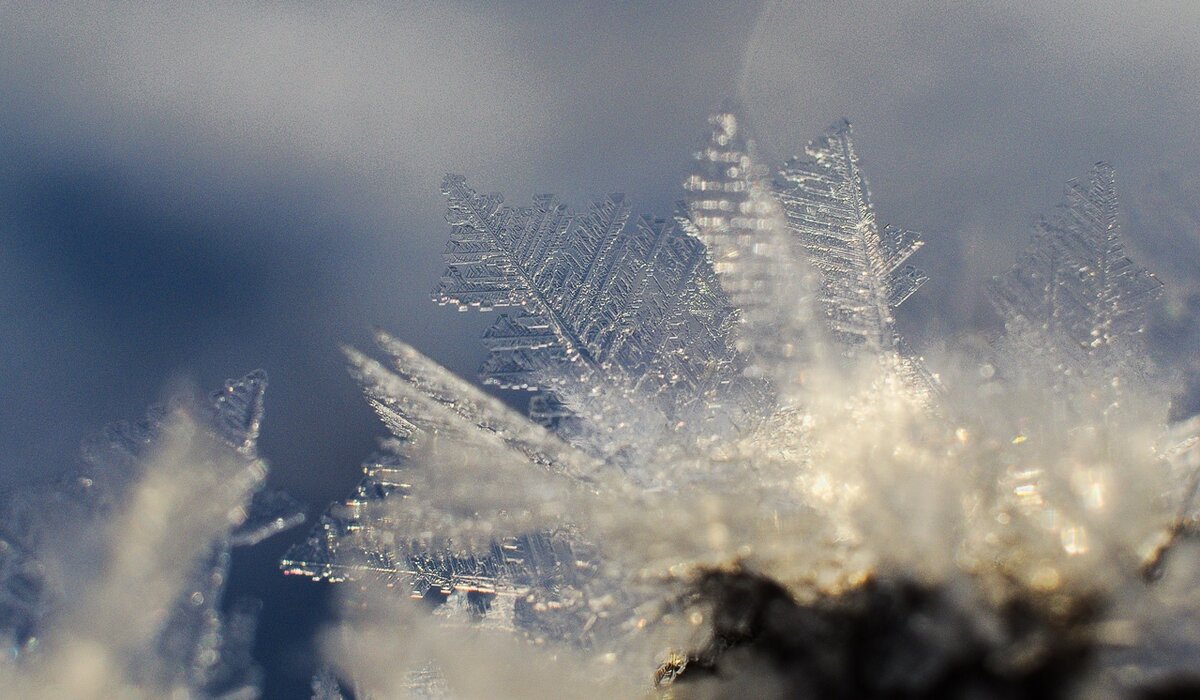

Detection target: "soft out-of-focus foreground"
[0, 372, 304, 697]
[1, 2, 1199, 697]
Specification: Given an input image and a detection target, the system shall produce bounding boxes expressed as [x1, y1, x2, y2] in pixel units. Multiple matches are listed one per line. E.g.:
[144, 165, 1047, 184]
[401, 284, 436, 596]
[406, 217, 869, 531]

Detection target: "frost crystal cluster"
[282, 110, 936, 604]
[0, 372, 302, 698]
[279, 109, 1200, 698]
[0, 72, 1192, 695]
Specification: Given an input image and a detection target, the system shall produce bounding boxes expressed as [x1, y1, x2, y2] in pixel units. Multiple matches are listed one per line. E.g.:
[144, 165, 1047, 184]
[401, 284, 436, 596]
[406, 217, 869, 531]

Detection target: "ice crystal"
[0, 371, 302, 698]
[435, 173, 752, 453]
[682, 110, 818, 390]
[981, 164, 1185, 579]
[775, 120, 928, 351]
[683, 110, 934, 398]
[989, 162, 1163, 403]
[773, 119, 937, 398]
[284, 107, 941, 603]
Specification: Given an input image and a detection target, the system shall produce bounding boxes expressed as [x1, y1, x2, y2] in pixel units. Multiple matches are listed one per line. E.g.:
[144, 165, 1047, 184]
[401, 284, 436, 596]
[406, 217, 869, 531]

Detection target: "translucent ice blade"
[435, 174, 752, 445]
[350, 335, 608, 484]
[989, 163, 1163, 400]
[230, 488, 307, 547]
[683, 108, 824, 397]
[209, 369, 268, 456]
[773, 120, 931, 371]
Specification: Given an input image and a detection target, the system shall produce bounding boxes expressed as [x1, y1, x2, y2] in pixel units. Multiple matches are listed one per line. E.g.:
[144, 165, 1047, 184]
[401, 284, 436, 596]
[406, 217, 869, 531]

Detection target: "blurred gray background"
[1, 2, 1197, 696]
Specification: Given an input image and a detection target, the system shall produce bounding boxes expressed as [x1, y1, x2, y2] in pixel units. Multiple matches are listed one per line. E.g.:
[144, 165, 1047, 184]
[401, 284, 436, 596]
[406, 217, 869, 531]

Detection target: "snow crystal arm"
[434, 174, 616, 373]
[880, 225, 923, 273]
[478, 312, 576, 391]
[773, 120, 927, 355]
[881, 225, 929, 307]
[230, 488, 307, 547]
[347, 334, 608, 484]
[888, 264, 930, 307]
[989, 163, 1162, 390]
[435, 173, 751, 435]
[208, 369, 267, 456]
[433, 174, 528, 312]
[682, 110, 816, 368]
[209, 372, 307, 546]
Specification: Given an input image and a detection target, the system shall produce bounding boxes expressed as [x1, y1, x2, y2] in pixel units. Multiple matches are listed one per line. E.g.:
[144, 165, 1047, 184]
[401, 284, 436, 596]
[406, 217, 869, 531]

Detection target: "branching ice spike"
[682, 108, 820, 393]
[987, 165, 1176, 564]
[356, 331, 608, 484]
[989, 163, 1163, 398]
[209, 368, 268, 456]
[774, 119, 929, 357]
[434, 174, 752, 441]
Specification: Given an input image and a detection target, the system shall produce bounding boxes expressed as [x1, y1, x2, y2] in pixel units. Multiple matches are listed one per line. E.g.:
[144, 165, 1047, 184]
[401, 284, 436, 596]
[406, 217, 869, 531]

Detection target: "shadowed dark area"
[662, 568, 1101, 699]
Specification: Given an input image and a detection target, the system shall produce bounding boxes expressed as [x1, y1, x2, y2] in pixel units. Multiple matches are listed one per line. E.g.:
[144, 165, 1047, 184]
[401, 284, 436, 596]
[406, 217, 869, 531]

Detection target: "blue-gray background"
[1, 2, 1197, 696]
